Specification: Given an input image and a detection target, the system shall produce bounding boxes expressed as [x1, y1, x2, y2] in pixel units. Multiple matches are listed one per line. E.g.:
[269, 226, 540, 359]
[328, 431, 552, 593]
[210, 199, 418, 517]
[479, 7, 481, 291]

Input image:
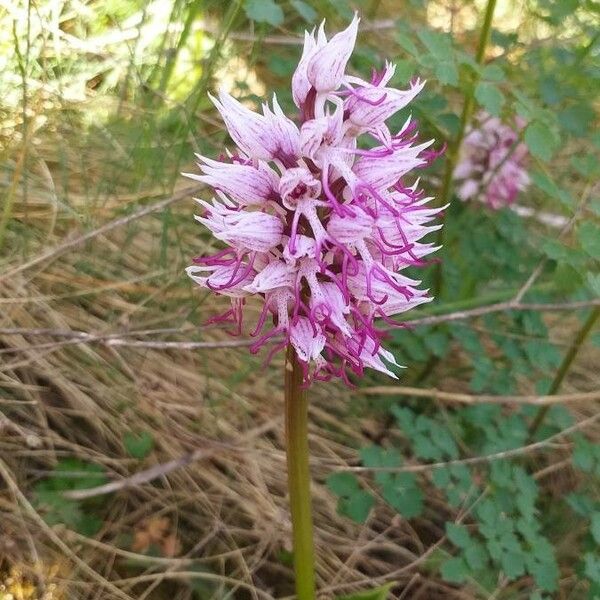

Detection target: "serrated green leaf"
[360, 445, 402, 468]
[446, 523, 471, 548]
[327, 472, 360, 496]
[573, 437, 596, 473]
[475, 82, 505, 116]
[524, 121, 558, 162]
[558, 103, 596, 136]
[591, 513, 600, 545]
[339, 490, 375, 523]
[464, 542, 487, 571]
[396, 33, 419, 57]
[417, 29, 453, 59]
[440, 557, 469, 584]
[571, 153, 600, 179]
[529, 170, 571, 205]
[244, 0, 284, 26]
[124, 431, 154, 459]
[584, 553, 600, 584]
[565, 493, 596, 517]
[529, 558, 559, 592]
[382, 481, 423, 518]
[290, 0, 316, 22]
[435, 60, 459, 86]
[587, 273, 600, 295]
[579, 223, 600, 259]
[501, 550, 526, 579]
[431, 467, 451, 488]
[482, 64, 505, 81]
[540, 238, 585, 266]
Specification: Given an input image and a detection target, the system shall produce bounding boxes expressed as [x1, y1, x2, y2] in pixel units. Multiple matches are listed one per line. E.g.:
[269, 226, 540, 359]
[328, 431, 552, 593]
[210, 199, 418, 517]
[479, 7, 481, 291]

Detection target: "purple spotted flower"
[186, 15, 442, 384]
[455, 112, 530, 210]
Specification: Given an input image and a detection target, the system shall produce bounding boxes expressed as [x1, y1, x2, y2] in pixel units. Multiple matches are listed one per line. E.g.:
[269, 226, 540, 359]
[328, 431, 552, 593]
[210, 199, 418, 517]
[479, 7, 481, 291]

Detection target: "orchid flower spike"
[185, 14, 442, 385]
[455, 112, 530, 210]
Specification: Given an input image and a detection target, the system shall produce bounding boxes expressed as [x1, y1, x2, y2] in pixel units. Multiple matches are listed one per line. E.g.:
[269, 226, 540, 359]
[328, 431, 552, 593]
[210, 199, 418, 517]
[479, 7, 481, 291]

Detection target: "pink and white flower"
[455, 112, 530, 210]
[186, 15, 442, 384]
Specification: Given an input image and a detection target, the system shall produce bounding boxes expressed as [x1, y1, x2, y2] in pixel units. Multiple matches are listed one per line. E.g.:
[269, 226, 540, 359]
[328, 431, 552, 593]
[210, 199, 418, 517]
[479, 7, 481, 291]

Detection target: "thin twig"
[0, 185, 202, 281]
[63, 420, 277, 500]
[1, 298, 598, 354]
[358, 385, 600, 405]
[402, 298, 600, 328]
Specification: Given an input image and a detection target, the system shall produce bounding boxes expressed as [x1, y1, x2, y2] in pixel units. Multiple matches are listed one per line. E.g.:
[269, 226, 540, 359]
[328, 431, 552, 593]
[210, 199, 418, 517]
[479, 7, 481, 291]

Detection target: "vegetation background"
[0, 0, 599, 598]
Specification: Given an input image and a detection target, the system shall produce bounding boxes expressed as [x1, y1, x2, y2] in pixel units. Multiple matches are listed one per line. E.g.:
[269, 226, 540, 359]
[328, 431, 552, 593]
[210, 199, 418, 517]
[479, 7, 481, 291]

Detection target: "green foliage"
[326, 472, 374, 523]
[290, 0, 317, 22]
[524, 121, 559, 162]
[244, 0, 284, 26]
[33, 459, 107, 535]
[475, 82, 504, 116]
[124, 430, 155, 459]
[327, 400, 596, 595]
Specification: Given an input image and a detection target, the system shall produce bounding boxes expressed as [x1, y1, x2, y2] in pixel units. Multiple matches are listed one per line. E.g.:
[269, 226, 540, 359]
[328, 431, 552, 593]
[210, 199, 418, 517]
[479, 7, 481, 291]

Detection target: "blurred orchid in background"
[455, 112, 530, 210]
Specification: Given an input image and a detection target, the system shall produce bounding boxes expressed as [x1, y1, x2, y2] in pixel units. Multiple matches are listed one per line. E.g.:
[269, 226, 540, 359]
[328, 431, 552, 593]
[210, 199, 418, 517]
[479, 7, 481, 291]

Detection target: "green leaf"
[440, 557, 469, 584]
[573, 437, 596, 473]
[327, 472, 360, 496]
[591, 513, 600, 545]
[290, 0, 316, 22]
[124, 431, 154, 459]
[464, 542, 487, 571]
[396, 33, 419, 57]
[446, 523, 471, 548]
[501, 550, 526, 579]
[339, 490, 375, 523]
[578, 223, 600, 259]
[566, 493, 596, 517]
[435, 60, 459, 87]
[475, 82, 505, 116]
[540, 238, 585, 266]
[529, 170, 572, 206]
[336, 582, 394, 600]
[382, 480, 423, 518]
[529, 559, 559, 592]
[417, 29, 453, 59]
[558, 103, 596, 136]
[482, 64, 505, 81]
[584, 553, 600, 584]
[571, 153, 600, 179]
[360, 445, 402, 468]
[524, 121, 558, 162]
[244, 0, 284, 26]
[423, 330, 450, 358]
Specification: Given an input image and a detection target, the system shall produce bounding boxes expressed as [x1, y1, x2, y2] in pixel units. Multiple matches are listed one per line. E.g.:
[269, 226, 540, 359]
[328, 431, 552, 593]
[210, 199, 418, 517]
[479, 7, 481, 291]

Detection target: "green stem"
[528, 306, 600, 439]
[285, 345, 316, 600]
[433, 0, 497, 296]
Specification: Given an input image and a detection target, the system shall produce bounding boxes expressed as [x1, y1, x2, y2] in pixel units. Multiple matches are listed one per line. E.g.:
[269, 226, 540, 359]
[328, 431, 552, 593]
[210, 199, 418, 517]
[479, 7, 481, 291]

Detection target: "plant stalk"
[528, 305, 600, 439]
[285, 345, 316, 600]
